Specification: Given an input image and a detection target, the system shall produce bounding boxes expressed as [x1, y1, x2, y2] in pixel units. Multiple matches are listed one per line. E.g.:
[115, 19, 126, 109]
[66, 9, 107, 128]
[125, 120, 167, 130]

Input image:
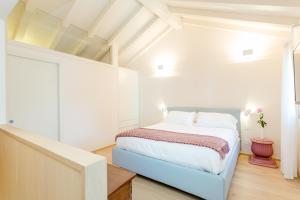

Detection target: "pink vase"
[251, 138, 273, 158]
[249, 137, 277, 168]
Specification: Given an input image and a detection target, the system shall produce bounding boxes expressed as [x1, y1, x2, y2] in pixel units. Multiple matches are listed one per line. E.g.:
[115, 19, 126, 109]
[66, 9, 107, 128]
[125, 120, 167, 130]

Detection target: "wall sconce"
[157, 65, 164, 70]
[244, 103, 259, 116]
[244, 109, 252, 116]
[158, 102, 168, 118]
[244, 107, 262, 116]
[161, 107, 168, 114]
[241, 48, 256, 62]
[243, 49, 253, 57]
[153, 55, 177, 77]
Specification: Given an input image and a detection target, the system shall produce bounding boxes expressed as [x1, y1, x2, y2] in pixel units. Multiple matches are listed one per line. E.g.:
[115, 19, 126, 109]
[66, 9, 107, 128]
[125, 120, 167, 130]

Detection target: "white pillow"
[165, 111, 196, 126]
[195, 112, 238, 130]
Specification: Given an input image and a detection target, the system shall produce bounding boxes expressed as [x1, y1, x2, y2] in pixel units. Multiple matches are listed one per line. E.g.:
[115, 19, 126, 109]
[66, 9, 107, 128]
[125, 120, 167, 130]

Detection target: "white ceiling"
[26, 0, 74, 19]
[8, 0, 300, 66]
[166, 0, 299, 39]
[63, 0, 108, 30]
[10, 0, 175, 66]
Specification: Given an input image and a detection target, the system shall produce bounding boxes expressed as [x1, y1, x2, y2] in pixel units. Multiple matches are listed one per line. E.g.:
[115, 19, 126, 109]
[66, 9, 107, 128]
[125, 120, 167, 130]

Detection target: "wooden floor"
[95, 146, 300, 200]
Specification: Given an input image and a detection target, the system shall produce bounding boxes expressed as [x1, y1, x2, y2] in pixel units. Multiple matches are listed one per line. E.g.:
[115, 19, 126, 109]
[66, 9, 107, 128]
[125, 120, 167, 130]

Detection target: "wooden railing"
[0, 125, 107, 200]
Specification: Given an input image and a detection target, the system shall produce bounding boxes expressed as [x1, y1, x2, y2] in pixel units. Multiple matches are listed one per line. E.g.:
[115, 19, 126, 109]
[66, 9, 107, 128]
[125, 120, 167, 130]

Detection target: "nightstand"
[248, 137, 278, 168]
[108, 164, 136, 200]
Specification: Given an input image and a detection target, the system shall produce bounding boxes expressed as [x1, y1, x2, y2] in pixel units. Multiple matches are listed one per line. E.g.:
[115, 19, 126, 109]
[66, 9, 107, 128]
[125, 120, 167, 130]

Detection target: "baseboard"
[92, 144, 116, 153]
[239, 152, 280, 161]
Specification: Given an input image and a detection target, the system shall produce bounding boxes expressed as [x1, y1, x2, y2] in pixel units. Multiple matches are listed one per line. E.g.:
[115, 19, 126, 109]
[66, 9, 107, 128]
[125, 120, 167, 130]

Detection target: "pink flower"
[257, 108, 263, 113]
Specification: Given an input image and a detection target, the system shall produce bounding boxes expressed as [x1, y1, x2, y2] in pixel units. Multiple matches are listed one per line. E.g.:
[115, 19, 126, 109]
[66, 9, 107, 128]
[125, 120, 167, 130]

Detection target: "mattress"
[116, 122, 240, 174]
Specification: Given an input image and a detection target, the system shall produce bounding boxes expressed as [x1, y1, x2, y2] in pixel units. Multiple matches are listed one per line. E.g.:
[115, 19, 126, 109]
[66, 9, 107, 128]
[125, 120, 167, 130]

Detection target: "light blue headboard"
[167, 107, 241, 136]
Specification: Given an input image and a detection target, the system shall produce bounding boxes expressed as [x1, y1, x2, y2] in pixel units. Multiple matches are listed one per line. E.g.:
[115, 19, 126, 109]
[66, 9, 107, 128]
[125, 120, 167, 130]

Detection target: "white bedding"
[116, 122, 240, 174]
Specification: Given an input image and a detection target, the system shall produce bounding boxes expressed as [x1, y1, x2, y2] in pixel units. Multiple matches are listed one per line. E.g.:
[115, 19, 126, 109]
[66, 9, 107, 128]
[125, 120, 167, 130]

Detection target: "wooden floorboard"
[95, 146, 300, 200]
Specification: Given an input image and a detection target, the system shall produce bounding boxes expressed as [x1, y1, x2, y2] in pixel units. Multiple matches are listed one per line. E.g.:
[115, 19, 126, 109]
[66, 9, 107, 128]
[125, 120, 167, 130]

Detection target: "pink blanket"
[116, 128, 230, 159]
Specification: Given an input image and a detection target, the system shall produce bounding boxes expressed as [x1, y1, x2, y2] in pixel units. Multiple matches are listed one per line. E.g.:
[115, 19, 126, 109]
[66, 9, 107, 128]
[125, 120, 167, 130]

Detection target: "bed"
[112, 107, 241, 200]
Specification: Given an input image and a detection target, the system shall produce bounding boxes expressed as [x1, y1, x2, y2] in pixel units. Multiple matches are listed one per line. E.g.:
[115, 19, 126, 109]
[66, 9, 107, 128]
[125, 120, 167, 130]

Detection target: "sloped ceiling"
[167, 0, 300, 32]
[7, 0, 178, 66]
[167, 0, 300, 18]
[7, 0, 300, 66]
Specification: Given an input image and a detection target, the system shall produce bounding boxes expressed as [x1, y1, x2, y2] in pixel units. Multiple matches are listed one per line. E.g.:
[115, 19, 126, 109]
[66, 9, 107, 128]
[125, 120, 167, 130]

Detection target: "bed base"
[112, 142, 240, 200]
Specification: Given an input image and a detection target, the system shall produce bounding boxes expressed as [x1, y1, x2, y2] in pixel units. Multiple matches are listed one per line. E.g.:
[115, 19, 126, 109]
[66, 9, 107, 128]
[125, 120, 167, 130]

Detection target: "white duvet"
[116, 122, 240, 174]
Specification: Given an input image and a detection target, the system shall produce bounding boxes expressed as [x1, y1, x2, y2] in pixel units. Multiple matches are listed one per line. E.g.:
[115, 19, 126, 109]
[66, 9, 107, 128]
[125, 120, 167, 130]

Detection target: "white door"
[6, 55, 60, 140]
[118, 68, 139, 131]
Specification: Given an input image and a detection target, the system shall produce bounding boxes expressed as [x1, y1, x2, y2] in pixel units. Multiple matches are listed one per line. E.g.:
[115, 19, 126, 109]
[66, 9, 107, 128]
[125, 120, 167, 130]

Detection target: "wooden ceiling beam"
[107, 6, 145, 46]
[167, 0, 300, 7]
[89, 0, 119, 37]
[136, 0, 182, 30]
[170, 7, 299, 26]
[127, 26, 172, 65]
[94, 46, 110, 60]
[120, 17, 159, 54]
[62, 0, 78, 27]
[183, 18, 289, 38]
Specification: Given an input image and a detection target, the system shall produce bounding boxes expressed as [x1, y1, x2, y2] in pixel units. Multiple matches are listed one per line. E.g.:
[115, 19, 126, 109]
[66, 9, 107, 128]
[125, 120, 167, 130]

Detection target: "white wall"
[130, 25, 286, 158]
[0, 19, 5, 124]
[298, 119, 300, 176]
[7, 41, 119, 151]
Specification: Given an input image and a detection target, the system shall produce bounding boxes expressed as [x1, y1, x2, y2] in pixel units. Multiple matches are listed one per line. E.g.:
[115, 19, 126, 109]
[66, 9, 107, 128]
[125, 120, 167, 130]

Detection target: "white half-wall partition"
[0, 125, 107, 200]
[7, 41, 119, 151]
